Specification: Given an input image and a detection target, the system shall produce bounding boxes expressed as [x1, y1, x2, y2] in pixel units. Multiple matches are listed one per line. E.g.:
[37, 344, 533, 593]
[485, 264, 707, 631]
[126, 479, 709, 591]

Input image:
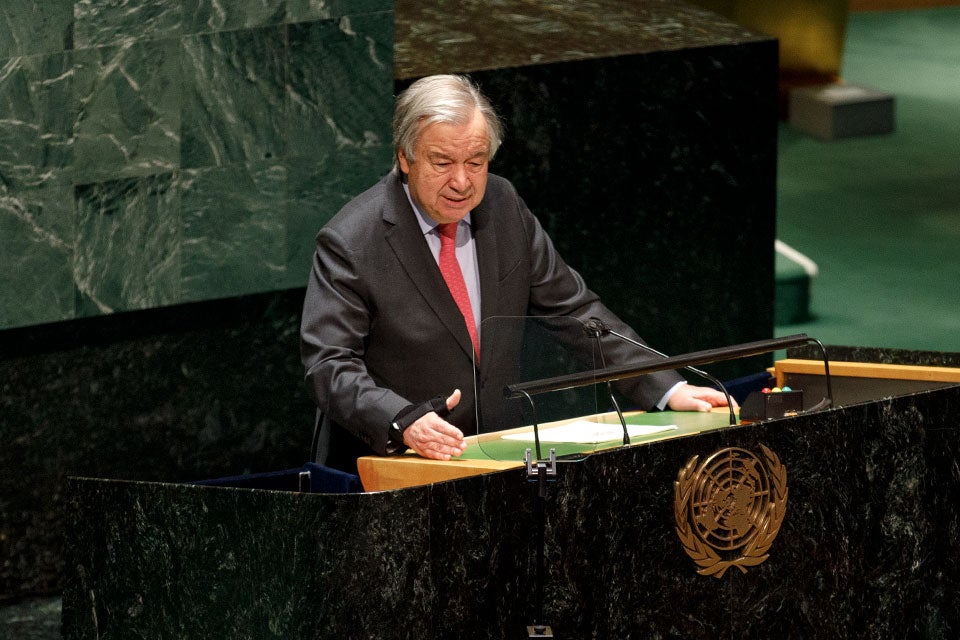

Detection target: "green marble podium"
[62, 347, 960, 639]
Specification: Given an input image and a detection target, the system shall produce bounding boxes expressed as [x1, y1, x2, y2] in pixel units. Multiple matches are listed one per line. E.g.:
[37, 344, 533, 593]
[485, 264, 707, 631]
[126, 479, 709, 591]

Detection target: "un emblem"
[674, 445, 787, 577]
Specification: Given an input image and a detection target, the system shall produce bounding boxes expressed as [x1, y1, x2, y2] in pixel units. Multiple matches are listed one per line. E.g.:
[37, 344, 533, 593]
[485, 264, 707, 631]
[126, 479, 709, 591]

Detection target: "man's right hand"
[402, 389, 467, 460]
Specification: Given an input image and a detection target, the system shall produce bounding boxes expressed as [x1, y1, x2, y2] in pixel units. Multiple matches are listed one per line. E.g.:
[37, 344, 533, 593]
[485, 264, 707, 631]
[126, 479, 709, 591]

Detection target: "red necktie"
[437, 222, 480, 361]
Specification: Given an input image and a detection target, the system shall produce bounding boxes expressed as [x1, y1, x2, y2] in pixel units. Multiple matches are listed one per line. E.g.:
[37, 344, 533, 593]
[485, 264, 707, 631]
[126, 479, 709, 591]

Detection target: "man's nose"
[448, 163, 469, 190]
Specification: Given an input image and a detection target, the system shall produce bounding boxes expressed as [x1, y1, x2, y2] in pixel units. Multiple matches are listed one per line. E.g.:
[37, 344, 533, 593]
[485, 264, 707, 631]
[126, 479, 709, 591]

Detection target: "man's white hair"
[393, 74, 503, 170]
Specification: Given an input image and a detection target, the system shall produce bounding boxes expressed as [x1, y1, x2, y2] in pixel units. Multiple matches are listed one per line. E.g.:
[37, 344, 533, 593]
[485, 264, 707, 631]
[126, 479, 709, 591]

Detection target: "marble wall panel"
[180, 163, 287, 301]
[185, 0, 286, 34]
[72, 39, 182, 184]
[789, 343, 960, 368]
[0, 178, 76, 327]
[285, 16, 392, 159]
[180, 26, 287, 169]
[183, 0, 392, 34]
[0, 1, 74, 60]
[73, 0, 182, 49]
[286, 0, 392, 23]
[393, 0, 763, 80]
[0, 50, 77, 328]
[0, 52, 75, 187]
[284, 13, 394, 281]
[73, 173, 181, 316]
[0, 2, 393, 331]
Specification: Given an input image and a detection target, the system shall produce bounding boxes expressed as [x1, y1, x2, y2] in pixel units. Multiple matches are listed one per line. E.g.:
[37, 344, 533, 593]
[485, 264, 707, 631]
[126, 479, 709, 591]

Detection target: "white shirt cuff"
[656, 381, 688, 410]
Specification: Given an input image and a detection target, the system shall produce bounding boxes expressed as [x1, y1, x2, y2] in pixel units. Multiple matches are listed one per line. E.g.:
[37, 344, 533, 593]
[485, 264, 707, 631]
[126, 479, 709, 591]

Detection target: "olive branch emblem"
[673, 445, 787, 578]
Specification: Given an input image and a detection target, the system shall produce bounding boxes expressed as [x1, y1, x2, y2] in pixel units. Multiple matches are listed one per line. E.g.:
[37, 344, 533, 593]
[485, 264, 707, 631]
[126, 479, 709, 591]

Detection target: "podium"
[357, 409, 732, 492]
[61, 347, 960, 639]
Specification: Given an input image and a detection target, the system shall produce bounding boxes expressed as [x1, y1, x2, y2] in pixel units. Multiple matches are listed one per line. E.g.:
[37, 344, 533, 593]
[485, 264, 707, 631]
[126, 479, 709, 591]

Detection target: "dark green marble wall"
[0, 0, 394, 330]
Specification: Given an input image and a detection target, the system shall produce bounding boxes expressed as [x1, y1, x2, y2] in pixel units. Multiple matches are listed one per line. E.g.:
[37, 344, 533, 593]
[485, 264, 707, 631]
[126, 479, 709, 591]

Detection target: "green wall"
[0, 0, 394, 330]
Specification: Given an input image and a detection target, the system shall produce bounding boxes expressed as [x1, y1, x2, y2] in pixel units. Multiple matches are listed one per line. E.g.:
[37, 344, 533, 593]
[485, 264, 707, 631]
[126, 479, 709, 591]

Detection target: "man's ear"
[397, 149, 411, 174]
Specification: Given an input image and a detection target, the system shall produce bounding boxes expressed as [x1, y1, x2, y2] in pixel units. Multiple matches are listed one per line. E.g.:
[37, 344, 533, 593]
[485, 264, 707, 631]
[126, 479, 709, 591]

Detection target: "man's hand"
[403, 389, 468, 459]
[667, 383, 738, 413]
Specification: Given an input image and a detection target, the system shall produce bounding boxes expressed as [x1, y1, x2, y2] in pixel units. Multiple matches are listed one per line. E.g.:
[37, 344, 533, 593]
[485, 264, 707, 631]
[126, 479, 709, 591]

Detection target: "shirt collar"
[402, 181, 473, 236]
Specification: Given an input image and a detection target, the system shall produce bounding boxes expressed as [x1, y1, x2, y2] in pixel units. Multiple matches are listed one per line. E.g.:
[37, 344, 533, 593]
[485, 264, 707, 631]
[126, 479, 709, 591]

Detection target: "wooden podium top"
[357, 409, 734, 492]
[773, 358, 960, 387]
[356, 455, 523, 493]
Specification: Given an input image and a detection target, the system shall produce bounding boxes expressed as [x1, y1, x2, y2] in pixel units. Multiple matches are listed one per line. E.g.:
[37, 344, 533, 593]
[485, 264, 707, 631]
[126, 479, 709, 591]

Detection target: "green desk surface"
[455, 410, 735, 461]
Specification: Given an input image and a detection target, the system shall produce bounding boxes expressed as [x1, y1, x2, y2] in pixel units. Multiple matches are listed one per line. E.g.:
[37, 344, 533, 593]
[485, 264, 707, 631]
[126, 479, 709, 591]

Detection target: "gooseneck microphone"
[584, 321, 630, 445]
[585, 318, 738, 426]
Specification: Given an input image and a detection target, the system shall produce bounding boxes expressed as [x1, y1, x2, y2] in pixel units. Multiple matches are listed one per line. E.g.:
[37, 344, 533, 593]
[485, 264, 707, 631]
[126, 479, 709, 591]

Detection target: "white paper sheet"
[500, 421, 678, 444]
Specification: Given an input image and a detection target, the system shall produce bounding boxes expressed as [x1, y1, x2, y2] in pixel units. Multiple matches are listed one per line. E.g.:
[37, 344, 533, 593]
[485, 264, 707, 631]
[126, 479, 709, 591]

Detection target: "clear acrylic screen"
[471, 316, 634, 462]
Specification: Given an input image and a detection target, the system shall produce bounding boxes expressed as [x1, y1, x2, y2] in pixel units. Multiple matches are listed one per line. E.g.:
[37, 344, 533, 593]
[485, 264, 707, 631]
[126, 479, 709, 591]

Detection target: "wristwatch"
[388, 395, 450, 449]
[388, 419, 408, 446]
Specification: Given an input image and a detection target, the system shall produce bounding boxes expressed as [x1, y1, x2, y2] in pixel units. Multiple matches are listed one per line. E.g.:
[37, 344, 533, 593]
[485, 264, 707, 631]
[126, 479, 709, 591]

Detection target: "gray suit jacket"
[300, 171, 683, 469]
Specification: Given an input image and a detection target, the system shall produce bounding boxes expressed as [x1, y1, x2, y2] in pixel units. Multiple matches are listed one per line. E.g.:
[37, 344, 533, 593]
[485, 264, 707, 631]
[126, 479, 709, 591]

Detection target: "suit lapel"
[382, 173, 477, 362]
[472, 199, 499, 336]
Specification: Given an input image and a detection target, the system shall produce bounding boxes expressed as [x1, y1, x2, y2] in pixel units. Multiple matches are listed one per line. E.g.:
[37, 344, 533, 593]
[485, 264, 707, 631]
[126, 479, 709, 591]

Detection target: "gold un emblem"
[674, 445, 787, 578]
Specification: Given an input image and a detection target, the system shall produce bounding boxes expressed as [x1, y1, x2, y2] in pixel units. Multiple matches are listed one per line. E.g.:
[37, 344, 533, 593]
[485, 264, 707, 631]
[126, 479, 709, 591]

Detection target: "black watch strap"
[389, 395, 450, 446]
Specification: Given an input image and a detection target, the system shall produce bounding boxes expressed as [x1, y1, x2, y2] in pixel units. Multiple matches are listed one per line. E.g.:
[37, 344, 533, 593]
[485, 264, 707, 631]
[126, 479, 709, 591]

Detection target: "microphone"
[583, 320, 630, 445]
[585, 317, 738, 426]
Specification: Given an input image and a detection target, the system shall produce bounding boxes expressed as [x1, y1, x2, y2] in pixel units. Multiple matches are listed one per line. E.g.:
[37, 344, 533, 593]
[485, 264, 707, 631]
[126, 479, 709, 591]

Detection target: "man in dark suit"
[300, 74, 731, 473]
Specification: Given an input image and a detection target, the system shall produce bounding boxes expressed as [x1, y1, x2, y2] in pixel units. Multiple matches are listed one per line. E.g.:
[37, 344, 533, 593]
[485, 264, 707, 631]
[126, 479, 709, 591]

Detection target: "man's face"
[397, 109, 490, 225]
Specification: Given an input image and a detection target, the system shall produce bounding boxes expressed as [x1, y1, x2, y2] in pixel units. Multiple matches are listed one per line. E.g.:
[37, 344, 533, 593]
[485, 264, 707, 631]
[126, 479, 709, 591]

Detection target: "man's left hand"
[666, 383, 737, 413]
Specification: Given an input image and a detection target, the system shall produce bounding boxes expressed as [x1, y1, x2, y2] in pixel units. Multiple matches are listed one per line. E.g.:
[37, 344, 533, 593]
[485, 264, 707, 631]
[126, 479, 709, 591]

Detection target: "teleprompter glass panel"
[472, 316, 638, 463]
